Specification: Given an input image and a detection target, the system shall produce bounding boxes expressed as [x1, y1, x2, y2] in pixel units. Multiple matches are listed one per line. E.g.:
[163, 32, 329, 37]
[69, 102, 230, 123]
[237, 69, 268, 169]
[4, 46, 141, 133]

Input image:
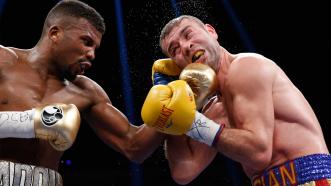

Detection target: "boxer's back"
[268, 63, 329, 166]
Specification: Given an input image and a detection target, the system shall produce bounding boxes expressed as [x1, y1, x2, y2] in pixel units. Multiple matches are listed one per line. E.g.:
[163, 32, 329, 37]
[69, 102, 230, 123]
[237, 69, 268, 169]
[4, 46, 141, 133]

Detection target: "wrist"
[153, 72, 177, 85]
[186, 111, 224, 146]
[0, 110, 35, 138]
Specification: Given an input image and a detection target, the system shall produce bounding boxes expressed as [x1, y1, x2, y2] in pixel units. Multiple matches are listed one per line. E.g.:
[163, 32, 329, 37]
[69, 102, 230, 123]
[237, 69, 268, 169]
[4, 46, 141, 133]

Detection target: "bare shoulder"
[72, 75, 110, 101]
[230, 53, 276, 77]
[227, 53, 276, 89]
[232, 53, 275, 65]
[0, 45, 18, 65]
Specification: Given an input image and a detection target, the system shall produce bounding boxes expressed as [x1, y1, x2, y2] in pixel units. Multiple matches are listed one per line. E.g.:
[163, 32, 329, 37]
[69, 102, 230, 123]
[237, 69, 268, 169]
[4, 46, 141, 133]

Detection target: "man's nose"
[86, 50, 95, 61]
[183, 42, 193, 57]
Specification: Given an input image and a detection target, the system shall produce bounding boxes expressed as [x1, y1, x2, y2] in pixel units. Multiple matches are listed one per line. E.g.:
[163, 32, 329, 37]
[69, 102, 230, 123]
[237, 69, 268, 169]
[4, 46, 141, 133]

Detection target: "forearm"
[166, 135, 217, 185]
[124, 124, 165, 163]
[183, 110, 272, 169]
[166, 136, 197, 185]
[215, 128, 272, 169]
[86, 102, 165, 163]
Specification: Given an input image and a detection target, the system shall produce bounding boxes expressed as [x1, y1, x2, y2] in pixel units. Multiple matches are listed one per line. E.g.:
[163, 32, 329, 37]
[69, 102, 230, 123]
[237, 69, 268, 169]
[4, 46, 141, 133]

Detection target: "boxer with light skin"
[0, 1, 164, 185]
[142, 15, 330, 185]
[145, 59, 226, 184]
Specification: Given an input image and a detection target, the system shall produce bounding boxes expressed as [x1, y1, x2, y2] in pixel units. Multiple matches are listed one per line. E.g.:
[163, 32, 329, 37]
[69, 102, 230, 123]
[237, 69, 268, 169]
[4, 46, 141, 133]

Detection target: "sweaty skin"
[0, 18, 163, 170]
[162, 18, 329, 180]
[165, 95, 226, 184]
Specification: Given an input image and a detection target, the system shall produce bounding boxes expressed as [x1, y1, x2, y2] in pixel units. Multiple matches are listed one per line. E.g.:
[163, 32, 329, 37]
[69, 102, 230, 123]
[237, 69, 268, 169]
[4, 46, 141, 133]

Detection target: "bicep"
[232, 89, 274, 134]
[229, 60, 275, 143]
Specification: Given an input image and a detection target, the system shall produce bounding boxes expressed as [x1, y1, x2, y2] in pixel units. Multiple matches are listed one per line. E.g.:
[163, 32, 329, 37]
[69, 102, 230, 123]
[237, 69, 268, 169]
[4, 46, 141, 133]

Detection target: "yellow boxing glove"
[141, 80, 196, 135]
[152, 58, 181, 85]
[142, 80, 224, 146]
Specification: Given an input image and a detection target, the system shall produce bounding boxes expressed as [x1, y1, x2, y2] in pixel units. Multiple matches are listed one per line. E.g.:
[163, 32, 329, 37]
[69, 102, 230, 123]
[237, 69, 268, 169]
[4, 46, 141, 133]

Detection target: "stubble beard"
[63, 65, 77, 81]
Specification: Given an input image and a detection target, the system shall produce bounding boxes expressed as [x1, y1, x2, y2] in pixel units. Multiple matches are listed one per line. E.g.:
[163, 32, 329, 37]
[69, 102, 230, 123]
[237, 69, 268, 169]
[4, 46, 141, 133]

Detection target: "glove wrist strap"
[0, 110, 35, 138]
[186, 111, 224, 146]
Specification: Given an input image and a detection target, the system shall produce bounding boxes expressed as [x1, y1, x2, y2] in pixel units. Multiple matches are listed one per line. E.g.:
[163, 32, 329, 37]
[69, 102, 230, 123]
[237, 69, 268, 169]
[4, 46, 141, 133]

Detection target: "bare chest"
[0, 65, 91, 111]
[0, 65, 93, 168]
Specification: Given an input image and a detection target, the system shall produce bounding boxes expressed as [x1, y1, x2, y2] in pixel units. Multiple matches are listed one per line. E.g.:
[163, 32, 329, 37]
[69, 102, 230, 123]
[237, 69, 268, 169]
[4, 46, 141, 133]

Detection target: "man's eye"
[83, 38, 92, 46]
[185, 31, 192, 39]
[171, 47, 178, 56]
[171, 49, 175, 56]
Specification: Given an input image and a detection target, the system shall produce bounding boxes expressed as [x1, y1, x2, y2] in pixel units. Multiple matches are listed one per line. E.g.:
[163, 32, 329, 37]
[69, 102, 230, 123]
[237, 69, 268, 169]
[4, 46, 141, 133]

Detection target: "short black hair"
[44, 0, 105, 34]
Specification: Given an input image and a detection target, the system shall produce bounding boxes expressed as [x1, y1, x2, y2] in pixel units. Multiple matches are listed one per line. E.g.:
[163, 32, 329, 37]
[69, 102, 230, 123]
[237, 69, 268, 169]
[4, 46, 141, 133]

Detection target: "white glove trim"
[0, 110, 35, 138]
[186, 111, 224, 146]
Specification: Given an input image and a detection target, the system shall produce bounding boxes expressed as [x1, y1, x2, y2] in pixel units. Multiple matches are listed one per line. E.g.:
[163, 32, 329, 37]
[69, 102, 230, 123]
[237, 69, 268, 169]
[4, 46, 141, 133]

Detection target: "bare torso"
[217, 53, 329, 176]
[0, 48, 96, 170]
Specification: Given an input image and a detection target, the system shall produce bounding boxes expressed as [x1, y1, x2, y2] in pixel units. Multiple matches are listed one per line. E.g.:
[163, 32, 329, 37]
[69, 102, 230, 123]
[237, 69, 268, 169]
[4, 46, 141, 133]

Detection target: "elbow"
[103, 139, 147, 164]
[172, 173, 195, 185]
[122, 141, 152, 164]
[122, 147, 147, 164]
[171, 164, 199, 185]
[250, 148, 272, 170]
[243, 135, 273, 170]
[125, 153, 146, 164]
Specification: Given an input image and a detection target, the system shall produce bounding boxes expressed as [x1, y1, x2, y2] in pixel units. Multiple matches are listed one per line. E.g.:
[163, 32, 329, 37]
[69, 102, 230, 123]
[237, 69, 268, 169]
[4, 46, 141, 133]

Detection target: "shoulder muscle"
[0, 45, 18, 65]
[228, 54, 275, 96]
[73, 75, 111, 103]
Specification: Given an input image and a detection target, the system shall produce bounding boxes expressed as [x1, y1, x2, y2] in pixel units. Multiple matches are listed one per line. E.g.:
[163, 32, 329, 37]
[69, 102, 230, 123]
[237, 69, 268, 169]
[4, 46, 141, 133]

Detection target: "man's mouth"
[192, 50, 205, 63]
[79, 61, 92, 74]
[79, 64, 85, 75]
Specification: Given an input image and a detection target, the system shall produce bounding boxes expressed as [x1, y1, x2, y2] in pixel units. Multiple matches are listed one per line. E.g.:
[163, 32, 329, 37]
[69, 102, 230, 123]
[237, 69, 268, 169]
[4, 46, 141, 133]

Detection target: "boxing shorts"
[0, 160, 62, 186]
[252, 154, 331, 186]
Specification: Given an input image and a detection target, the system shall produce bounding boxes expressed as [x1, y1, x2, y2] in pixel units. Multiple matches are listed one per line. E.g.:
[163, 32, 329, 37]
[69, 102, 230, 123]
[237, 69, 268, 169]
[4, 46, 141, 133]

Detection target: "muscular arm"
[165, 96, 222, 184]
[215, 57, 275, 171]
[166, 136, 217, 185]
[82, 80, 165, 163]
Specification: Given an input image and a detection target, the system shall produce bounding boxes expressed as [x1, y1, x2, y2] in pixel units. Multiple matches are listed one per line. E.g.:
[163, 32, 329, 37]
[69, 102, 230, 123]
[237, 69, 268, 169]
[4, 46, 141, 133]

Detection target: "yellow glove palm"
[141, 80, 196, 135]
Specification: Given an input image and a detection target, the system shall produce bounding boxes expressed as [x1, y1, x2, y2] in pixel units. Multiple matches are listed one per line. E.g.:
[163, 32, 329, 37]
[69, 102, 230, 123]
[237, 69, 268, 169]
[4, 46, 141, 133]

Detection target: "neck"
[216, 47, 229, 73]
[217, 47, 234, 89]
[27, 42, 62, 81]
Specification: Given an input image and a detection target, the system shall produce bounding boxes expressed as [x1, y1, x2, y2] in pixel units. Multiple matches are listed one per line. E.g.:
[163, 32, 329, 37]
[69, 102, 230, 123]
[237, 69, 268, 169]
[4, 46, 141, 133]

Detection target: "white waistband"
[0, 160, 62, 186]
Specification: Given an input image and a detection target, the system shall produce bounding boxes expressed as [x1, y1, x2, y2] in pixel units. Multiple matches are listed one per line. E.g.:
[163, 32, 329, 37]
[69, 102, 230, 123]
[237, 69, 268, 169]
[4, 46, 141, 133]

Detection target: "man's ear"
[205, 24, 218, 40]
[48, 26, 61, 42]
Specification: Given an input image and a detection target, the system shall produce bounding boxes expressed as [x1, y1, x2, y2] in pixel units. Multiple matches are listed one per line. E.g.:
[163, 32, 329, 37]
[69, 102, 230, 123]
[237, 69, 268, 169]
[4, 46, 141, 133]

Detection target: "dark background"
[0, 0, 330, 185]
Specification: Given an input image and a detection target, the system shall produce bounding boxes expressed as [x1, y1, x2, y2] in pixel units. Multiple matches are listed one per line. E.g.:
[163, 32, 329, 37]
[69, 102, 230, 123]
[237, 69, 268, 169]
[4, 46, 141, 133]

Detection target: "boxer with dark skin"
[0, 0, 163, 180]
